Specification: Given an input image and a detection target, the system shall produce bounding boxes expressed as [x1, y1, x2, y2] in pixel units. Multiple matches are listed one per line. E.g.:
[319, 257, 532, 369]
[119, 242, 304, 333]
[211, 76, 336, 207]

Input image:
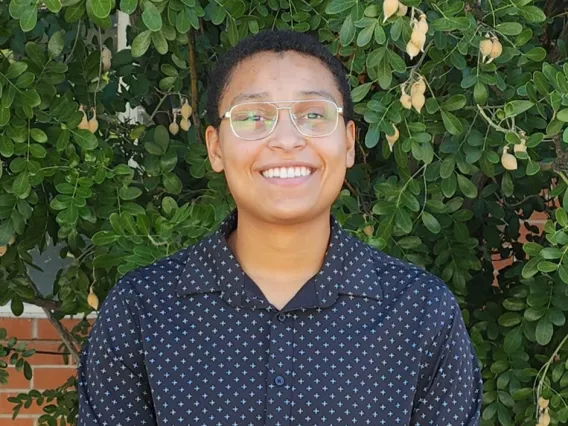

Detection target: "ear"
[345, 120, 356, 168]
[205, 125, 225, 173]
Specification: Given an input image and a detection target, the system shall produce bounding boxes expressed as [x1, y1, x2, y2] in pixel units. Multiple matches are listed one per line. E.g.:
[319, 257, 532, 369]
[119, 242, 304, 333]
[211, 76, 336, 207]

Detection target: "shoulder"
[349, 234, 461, 316]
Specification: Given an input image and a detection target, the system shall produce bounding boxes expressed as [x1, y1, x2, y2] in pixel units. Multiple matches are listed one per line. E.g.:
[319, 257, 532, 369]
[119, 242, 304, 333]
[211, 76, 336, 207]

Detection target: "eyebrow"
[228, 90, 339, 107]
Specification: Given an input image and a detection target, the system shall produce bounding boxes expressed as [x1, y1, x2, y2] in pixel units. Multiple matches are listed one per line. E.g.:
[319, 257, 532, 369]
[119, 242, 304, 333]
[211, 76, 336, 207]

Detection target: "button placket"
[264, 312, 294, 425]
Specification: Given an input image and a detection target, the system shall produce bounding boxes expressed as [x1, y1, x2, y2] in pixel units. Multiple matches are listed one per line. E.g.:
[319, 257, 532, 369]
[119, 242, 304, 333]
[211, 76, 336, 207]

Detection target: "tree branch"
[188, 29, 202, 144]
[24, 277, 81, 364]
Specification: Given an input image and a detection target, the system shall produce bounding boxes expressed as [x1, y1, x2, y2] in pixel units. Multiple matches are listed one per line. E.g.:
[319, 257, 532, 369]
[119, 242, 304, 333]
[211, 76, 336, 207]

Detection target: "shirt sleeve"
[410, 286, 483, 426]
[77, 276, 156, 426]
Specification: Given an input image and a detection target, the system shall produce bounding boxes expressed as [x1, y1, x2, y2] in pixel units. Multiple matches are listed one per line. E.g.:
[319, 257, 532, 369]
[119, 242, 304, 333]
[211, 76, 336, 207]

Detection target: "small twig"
[65, 21, 82, 65]
[30, 297, 62, 311]
[476, 104, 512, 133]
[188, 29, 202, 144]
[148, 91, 172, 124]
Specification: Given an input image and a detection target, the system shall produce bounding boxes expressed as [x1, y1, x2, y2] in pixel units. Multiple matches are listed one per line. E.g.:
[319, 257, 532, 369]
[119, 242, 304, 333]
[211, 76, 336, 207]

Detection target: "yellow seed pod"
[416, 14, 428, 34]
[479, 36, 493, 63]
[169, 120, 180, 135]
[181, 101, 193, 119]
[410, 77, 426, 96]
[363, 225, 374, 236]
[87, 286, 99, 310]
[78, 111, 90, 130]
[8, 235, 16, 246]
[501, 147, 517, 171]
[0, 246, 7, 257]
[396, 3, 408, 16]
[513, 139, 527, 153]
[489, 38, 503, 60]
[180, 117, 191, 131]
[539, 412, 551, 426]
[411, 29, 426, 51]
[383, 0, 400, 23]
[386, 125, 400, 151]
[400, 93, 412, 109]
[538, 397, 549, 409]
[406, 41, 420, 59]
[88, 118, 99, 133]
[101, 46, 112, 72]
[411, 93, 425, 113]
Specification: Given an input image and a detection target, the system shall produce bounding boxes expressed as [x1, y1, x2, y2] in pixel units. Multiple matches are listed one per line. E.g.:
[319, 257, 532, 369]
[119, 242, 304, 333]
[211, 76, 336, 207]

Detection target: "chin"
[242, 199, 328, 224]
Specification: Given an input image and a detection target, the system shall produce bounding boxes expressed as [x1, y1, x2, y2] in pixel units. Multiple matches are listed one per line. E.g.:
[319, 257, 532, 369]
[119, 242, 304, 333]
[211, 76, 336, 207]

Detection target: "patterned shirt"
[77, 209, 483, 426]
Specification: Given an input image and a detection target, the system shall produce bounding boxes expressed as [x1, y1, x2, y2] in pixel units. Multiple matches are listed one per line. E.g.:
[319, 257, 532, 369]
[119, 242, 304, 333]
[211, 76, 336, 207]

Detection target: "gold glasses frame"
[219, 99, 344, 141]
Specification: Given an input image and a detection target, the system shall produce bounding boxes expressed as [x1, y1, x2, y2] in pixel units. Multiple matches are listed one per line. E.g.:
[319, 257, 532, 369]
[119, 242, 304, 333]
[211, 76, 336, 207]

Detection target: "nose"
[266, 108, 306, 151]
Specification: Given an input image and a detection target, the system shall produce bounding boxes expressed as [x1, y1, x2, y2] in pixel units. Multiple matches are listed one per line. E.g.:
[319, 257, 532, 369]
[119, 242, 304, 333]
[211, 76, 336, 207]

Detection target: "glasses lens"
[292, 100, 338, 137]
[230, 103, 277, 140]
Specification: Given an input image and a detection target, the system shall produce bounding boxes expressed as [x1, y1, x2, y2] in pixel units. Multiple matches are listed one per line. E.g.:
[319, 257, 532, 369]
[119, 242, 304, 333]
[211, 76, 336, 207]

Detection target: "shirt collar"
[176, 209, 382, 309]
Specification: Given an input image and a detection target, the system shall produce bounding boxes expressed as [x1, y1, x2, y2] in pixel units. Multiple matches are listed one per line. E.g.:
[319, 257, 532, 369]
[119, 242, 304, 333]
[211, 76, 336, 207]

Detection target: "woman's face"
[205, 51, 356, 224]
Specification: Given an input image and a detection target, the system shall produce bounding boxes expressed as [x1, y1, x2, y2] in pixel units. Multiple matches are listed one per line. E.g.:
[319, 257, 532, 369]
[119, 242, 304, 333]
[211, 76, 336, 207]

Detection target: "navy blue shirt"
[77, 210, 483, 425]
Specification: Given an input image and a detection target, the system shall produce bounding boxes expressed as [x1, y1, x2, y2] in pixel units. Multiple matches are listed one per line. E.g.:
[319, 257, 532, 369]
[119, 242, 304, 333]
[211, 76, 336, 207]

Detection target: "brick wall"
[0, 317, 83, 426]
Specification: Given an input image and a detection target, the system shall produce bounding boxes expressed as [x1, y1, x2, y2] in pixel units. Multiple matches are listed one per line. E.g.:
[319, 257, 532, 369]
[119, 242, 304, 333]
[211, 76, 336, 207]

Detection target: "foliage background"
[0, 0, 568, 424]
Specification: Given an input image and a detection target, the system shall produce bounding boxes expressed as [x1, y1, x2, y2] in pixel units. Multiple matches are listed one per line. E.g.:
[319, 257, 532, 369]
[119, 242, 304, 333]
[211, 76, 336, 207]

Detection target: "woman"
[77, 29, 483, 425]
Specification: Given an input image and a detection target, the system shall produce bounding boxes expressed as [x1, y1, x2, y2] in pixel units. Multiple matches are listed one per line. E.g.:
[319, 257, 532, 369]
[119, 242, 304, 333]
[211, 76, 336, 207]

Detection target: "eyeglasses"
[219, 99, 344, 141]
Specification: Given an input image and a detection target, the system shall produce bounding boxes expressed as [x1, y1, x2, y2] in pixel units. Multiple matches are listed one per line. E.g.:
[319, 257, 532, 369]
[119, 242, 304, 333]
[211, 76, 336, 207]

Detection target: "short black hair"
[205, 29, 354, 128]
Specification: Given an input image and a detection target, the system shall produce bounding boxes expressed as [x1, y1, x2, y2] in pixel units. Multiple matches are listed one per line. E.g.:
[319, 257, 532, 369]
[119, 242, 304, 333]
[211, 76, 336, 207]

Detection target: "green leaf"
[441, 95, 467, 112]
[457, 174, 478, 198]
[73, 129, 98, 150]
[325, 0, 356, 14]
[421, 211, 441, 234]
[504, 100, 534, 118]
[557, 109, 568, 122]
[525, 47, 546, 62]
[92, 231, 120, 246]
[441, 110, 463, 135]
[0, 108, 10, 127]
[0, 135, 14, 157]
[30, 129, 47, 143]
[357, 23, 375, 47]
[536, 317, 554, 346]
[142, 2, 162, 31]
[87, 0, 111, 18]
[119, 186, 143, 201]
[44, 0, 62, 12]
[395, 209, 413, 234]
[519, 6, 546, 23]
[495, 22, 523, 36]
[48, 31, 65, 58]
[474, 82, 488, 105]
[5, 62, 27, 80]
[163, 172, 182, 194]
[120, 0, 137, 13]
[498, 312, 522, 327]
[526, 161, 540, 176]
[13, 171, 30, 199]
[503, 326, 522, 353]
[351, 83, 372, 103]
[522, 257, 540, 279]
[152, 31, 168, 55]
[20, 7, 37, 32]
[339, 15, 356, 46]
[131, 30, 152, 58]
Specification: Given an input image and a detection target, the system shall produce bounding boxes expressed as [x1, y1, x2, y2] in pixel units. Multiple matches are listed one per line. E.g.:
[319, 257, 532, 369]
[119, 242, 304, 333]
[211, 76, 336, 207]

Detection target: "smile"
[260, 166, 314, 179]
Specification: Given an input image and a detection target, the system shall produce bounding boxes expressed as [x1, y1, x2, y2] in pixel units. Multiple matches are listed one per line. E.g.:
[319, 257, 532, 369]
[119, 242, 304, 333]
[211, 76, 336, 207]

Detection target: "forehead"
[220, 51, 341, 109]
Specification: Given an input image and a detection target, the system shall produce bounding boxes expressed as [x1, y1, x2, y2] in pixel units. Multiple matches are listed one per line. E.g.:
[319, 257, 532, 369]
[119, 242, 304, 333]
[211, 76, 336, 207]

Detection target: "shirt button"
[274, 375, 285, 386]
[277, 313, 286, 322]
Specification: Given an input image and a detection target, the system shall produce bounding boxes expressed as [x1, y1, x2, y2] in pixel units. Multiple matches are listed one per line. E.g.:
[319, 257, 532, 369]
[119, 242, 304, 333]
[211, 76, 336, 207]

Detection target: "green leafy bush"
[0, 0, 568, 424]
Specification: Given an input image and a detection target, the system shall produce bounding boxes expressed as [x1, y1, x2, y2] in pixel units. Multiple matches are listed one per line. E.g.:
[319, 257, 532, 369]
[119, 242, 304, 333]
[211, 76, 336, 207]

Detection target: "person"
[77, 29, 483, 425]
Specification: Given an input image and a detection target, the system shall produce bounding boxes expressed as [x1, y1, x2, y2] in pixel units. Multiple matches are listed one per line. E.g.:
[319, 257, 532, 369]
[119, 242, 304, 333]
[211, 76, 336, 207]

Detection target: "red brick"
[21, 341, 69, 366]
[0, 368, 31, 390]
[0, 417, 37, 426]
[0, 392, 45, 415]
[0, 319, 33, 340]
[35, 318, 89, 341]
[32, 368, 76, 390]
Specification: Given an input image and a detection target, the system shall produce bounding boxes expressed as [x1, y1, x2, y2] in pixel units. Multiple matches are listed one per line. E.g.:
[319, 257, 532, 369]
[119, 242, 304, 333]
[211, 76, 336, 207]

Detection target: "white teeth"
[261, 166, 313, 179]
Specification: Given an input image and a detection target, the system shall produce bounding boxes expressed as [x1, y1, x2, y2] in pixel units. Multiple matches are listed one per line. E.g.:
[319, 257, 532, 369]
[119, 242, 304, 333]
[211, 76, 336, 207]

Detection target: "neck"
[227, 209, 332, 280]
